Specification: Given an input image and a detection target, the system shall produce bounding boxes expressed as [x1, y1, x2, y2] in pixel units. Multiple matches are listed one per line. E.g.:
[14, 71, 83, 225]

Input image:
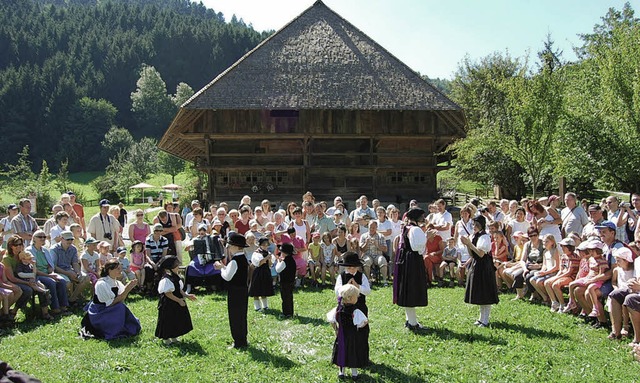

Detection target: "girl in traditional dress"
[393, 208, 428, 331]
[327, 284, 369, 380]
[155, 256, 196, 345]
[460, 215, 499, 327]
[249, 238, 275, 311]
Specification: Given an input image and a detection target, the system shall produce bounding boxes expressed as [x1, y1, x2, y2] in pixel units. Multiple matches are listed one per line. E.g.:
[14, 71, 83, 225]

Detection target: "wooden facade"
[158, 1, 466, 204]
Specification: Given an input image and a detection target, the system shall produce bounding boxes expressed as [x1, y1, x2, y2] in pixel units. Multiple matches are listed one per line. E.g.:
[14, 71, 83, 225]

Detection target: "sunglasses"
[34, 236, 46, 239]
[136, 214, 144, 217]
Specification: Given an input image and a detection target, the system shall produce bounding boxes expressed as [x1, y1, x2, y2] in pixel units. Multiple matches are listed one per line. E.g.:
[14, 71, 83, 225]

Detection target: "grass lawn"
[2, 286, 639, 382]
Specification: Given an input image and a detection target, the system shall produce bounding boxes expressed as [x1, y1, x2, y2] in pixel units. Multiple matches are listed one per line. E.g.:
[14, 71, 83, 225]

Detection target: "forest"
[0, 0, 268, 171]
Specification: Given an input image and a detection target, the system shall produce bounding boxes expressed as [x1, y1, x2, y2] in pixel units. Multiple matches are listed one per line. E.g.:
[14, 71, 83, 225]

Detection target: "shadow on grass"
[367, 360, 434, 382]
[414, 326, 508, 346]
[247, 345, 298, 369]
[489, 320, 570, 339]
[174, 339, 208, 355]
[106, 335, 142, 348]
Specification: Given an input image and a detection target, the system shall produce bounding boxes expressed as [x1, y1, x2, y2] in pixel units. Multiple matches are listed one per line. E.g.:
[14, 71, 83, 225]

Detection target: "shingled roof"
[183, 0, 462, 111]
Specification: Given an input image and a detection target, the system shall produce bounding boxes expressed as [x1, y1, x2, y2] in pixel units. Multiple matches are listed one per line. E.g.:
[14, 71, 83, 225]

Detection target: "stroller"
[185, 234, 224, 293]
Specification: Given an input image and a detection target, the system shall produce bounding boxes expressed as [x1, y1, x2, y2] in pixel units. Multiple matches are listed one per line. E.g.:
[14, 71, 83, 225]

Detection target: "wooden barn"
[158, 0, 466, 204]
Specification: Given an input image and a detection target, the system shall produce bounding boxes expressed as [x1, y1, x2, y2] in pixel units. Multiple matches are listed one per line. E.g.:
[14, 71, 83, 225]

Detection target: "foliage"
[101, 126, 135, 160]
[557, 3, 640, 193]
[157, 151, 185, 184]
[131, 64, 176, 138]
[1, 146, 37, 197]
[172, 81, 195, 107]
[54, 158, 71, 194]
[2, 287, 640, 382]
[0, 0, 267, 171]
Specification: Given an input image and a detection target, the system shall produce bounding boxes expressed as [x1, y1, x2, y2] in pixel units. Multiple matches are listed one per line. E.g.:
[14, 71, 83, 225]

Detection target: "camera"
[103, 232, 112, 240]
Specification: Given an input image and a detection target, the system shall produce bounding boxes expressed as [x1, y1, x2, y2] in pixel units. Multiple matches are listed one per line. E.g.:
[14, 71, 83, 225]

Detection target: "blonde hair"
[337, 284, 360, 302]
[18, 251, 33, 261]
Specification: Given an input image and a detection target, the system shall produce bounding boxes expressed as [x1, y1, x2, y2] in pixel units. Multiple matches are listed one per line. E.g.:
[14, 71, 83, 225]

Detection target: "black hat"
[473, 215, 487, 230]
[157, 255, 179, 270]
[278, 242, 295, 255]
[257, 237, 270, 246]
[337, 251, 363, 267]
[405, 208, 426, 222]
[227, 233, 249, 248]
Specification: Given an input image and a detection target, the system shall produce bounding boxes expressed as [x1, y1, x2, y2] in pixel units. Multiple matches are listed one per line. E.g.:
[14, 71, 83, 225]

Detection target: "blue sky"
[200, 0, 635, 79]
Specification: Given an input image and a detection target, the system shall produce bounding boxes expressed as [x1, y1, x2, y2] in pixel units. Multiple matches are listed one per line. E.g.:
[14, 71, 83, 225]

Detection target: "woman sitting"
[80, 258, 140, 340]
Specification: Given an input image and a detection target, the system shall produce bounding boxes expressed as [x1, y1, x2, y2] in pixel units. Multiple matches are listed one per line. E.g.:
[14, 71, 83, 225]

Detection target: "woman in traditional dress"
[155, 256, 195, 345]
[80, 258, 140, 339]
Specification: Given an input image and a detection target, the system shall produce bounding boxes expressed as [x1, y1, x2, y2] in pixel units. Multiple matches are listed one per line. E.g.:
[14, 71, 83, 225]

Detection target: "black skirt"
[331, 304, 369, 368]
[155, 276, 193, 339]
[248, 263, 274, 297]
[394, 249, 428, 307]
[464, 253, 499, 305]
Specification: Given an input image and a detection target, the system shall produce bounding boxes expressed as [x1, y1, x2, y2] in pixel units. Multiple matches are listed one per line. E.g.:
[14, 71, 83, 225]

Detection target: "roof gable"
[185, 0, 461, 111]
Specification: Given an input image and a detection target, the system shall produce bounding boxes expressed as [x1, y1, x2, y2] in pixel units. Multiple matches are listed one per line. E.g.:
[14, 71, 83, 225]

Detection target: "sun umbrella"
[129, 182, 156, 201]
[161, 183, 182, 190]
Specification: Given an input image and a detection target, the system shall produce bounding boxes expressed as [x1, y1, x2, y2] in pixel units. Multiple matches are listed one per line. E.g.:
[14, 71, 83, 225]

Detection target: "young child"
[80, 237, 100, 286]
[155, 256, 196, 345]
[129, 240, 149, 290]
[275, 243, 297, 318]
[249, 237, 275, 312]
[97, 241, 114, 269]
[607, 247, 635, 339]
[562, 241, 592, 313]
[307, 233, 322, 286]
[15, 251, 52, 320]
[544, 237, 580, 312]
[286, 227, 308, 286]
[439, 237, 458, 287]
[491, 228, 509, 290]
[117, 247, 136, 283]
[70, 223, 85, 254]
[320, 232, 338, 286]
[566, 240, 609, 327]
[327, 284, 369, 380]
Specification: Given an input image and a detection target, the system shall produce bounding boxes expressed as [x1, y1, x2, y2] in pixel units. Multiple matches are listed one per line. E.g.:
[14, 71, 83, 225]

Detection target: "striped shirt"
[145, 234, 168, 262]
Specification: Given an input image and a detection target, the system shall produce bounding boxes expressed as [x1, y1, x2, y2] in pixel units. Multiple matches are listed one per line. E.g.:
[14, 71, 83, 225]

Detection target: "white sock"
[405, 307, 417, 326]
[260, 297, 268, 309]
[253, 299, 260, 310]
[351, 368, 358, 376]
[339, 367, 345, 375]
[480, 305, 491, 324]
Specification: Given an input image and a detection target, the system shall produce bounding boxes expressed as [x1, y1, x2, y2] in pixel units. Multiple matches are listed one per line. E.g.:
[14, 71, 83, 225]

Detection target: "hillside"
[0, 0, 268, 171]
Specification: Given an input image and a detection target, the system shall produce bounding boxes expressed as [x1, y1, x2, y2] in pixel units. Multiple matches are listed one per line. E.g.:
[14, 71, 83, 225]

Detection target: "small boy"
[70, 223, 84, 254]
[80, 237, 100, 285]
[117, 247, 136, 282]
[440, 237, 458, 287]
[307, 233, 322, 286]
[275, 243, 297, 318]
[16, 251, 49, 294]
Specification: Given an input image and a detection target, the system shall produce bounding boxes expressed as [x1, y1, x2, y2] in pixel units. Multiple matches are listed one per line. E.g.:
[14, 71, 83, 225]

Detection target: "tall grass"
[2, 286, 639, 382]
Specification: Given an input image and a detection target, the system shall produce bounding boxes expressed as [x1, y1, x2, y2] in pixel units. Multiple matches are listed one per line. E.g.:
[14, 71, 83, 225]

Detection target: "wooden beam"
[177, 132, 459, 141]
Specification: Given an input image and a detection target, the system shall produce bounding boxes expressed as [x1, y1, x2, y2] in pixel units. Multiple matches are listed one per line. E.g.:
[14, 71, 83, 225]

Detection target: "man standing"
[353, 195, 376, 234]
[68, 192, 86, 236]
[605, 196, 629, 243]
[359, 221, 388, 286]
[560, 192, 589, 237]
[313, 203, 336, 237]
[184, 200, 200, 232]
[11, 198, 38, 247]
[214, 233, 249, 349]
[326, 196, 349, 217]
[432, 199, 453, 241]
[87, 199, 120, 249]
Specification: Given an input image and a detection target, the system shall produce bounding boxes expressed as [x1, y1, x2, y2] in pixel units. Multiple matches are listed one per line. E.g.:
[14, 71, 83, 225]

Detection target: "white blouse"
[473, 233, 492, 254]
[158, 276, 184, 294]
[408, 226, 427, 254]
[334, 273, 371, 297]
[95, 277, 124, 306]
[326, 307, 368, 328]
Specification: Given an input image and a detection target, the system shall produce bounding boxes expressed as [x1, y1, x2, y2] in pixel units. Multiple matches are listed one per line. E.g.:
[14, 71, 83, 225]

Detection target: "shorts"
[324, 256, 333, 266]
[573, 277, 604, 289]
[307, 259, 317, 266]
[362, 254, 387, 268]
[610, 287, 632, 305]
[130, 265, 143, 273]
[548, 276, 573, 288]
[623, 293, 640, 312]
[530, 272, 556, 284]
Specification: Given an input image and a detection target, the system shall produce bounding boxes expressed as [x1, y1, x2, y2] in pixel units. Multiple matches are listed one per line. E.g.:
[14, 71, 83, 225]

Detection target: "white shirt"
[334, 272, 371, 297]
[326, 307, 367, 328]
[220, 253, 242, 281]
[94, 277, 124, 306]
[158, 275, 184, 294]
[433, 211, 453, 241]
[375, 219, 393, 241]
[408, 226, 427, 254]
[473, 233, 492, 254]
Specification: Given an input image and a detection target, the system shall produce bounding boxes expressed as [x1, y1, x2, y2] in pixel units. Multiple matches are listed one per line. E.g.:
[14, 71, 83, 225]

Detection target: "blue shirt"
[51, 242, 79, 271]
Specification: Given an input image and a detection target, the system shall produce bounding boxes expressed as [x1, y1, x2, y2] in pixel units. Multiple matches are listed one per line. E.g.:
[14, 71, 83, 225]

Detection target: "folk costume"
[328, 299, 369, 369]
[219, 233, 250, 348]
[393, 208, 428, 330]
[155, 256, 193, 340]
[275, 243, 297, 317]
[80, 276, 141, 340]
[464, 215, 499, 326]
